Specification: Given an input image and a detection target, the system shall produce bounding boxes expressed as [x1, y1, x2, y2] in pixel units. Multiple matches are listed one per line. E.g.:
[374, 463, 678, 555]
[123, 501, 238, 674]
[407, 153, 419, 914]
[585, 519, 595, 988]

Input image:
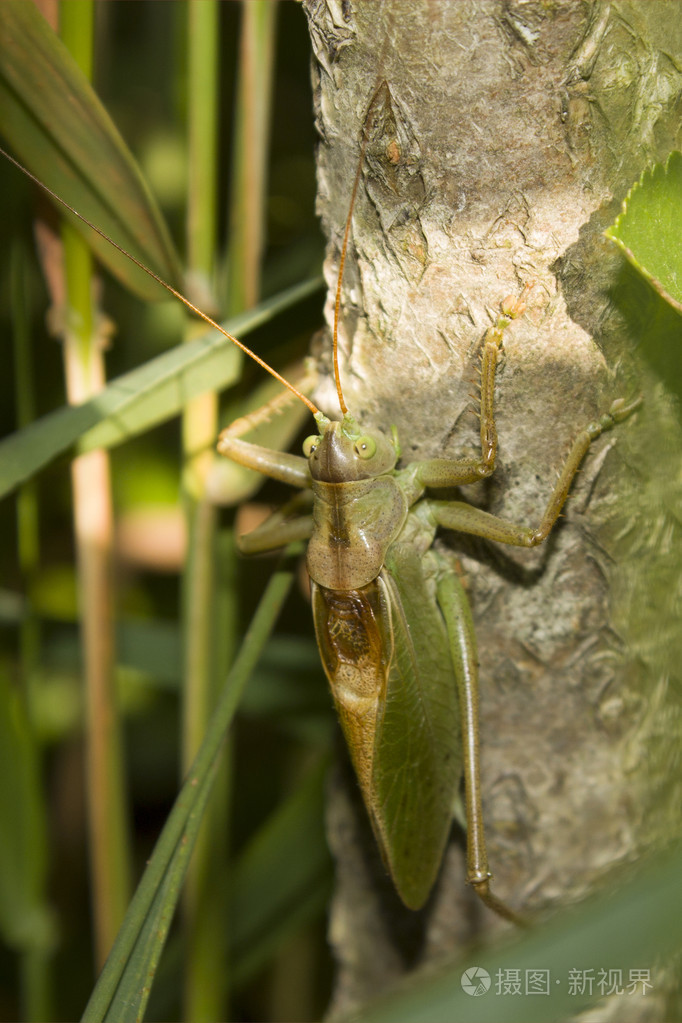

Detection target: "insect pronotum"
[1, 72, 640, 919]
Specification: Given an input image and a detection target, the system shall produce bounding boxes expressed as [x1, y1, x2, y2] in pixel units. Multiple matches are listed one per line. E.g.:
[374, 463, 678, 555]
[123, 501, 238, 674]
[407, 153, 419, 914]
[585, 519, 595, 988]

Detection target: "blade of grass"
[80, 545, 299, 1023]
[103, 760, 217, 1023]
[0, 276, 322, 500]
[0, 670, 55, 1022]
[133, 757, 333, 1012]
[180, 5, 232, 1022]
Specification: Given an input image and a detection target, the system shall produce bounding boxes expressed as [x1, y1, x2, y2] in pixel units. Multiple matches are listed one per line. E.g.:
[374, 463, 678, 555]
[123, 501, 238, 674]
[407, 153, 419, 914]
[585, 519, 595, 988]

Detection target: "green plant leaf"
[0, 278, 322, 501]
[606, 151, 682, 315]
[0, 0, 181, 301]
[339, 843, 682, 1023]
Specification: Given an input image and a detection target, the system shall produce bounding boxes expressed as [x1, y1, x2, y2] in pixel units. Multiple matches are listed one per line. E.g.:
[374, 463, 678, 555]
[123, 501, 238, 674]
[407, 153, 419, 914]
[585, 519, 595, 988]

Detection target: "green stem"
[182, 9, 278, 1016]
[11, 244, 54, 1023]
[181, 0, 220, 770]
[225, 0, 278, 314]
[181, 2, 230, 1020]
[58, 0, 131, 968]
[11, 244, 41, 719]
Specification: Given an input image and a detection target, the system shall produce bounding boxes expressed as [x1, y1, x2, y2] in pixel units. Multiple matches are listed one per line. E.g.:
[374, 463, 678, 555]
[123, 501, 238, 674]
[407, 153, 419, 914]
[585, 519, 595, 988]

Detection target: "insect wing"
[375, 544, 462, 908]
[312, 543, 462, 909]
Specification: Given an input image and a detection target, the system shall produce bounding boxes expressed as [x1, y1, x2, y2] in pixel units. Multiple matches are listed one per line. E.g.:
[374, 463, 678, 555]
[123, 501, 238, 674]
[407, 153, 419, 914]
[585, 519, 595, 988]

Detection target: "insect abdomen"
[311, 581, 389, 795]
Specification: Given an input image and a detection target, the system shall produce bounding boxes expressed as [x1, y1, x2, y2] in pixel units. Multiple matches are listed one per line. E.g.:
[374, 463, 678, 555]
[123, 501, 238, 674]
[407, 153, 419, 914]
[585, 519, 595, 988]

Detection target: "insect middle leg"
[237, 492, 314, 554]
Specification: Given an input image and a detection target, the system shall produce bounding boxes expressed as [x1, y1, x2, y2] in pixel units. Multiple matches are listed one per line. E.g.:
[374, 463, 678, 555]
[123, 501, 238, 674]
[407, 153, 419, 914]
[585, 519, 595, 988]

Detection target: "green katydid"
[215, 87, 641, 916]
[1, 77, 639, 918]
[218, 294, 639, 917]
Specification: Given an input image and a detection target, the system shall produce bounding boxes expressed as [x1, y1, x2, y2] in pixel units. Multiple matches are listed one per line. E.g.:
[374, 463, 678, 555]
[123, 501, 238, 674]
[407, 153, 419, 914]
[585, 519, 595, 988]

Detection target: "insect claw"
[500, 281, 535, 320]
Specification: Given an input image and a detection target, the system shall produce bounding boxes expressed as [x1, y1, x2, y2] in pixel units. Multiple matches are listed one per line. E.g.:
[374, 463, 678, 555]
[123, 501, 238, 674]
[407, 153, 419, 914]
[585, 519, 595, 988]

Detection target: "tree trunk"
[301, 0, 682, 1015]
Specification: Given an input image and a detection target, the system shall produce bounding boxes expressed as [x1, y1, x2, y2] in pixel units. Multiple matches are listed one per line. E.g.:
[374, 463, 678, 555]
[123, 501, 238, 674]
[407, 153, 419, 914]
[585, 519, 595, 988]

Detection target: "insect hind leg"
[436, 570, 528, 928]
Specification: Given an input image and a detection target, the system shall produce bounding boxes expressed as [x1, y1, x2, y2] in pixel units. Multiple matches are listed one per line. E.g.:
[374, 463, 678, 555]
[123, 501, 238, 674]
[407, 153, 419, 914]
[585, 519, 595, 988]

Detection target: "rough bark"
[301, 1, 682, 1016]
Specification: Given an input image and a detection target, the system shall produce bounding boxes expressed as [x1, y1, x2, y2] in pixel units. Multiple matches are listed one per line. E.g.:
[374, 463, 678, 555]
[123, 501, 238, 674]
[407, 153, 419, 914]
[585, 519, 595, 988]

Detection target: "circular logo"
[461, 966, 491, 996]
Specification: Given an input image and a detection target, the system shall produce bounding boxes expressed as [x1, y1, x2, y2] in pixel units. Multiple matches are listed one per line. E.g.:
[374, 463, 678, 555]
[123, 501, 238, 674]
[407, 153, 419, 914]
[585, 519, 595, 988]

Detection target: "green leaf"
[606, 151, 682, 315]
[0, 1, 181, 301]
[0, 278, 322, 500]
[339, 843, 682, 1023]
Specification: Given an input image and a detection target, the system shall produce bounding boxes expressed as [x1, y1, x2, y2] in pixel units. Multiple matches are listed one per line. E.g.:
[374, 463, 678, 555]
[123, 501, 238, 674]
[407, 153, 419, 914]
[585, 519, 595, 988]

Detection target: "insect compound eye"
[302, 435, 319, 458]
[354, 435, 377, 460]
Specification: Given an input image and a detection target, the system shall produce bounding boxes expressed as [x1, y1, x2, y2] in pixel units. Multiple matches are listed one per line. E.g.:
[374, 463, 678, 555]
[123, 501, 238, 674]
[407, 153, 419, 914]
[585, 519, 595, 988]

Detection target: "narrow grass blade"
[80, 547, 299, 1023]
[103, 763, 216, 1023]
[0, 277, 322, 500]
[0, 0, 181, 299]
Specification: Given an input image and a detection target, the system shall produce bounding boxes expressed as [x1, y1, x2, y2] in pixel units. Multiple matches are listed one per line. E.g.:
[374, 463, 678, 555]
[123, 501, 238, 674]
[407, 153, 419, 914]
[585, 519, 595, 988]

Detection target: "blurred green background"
[0, 3, 337, 1021]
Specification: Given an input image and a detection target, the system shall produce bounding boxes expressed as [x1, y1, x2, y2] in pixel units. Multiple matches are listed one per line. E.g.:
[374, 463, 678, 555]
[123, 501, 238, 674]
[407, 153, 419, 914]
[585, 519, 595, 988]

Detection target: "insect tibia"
[219, 363, 319, 443]
[527, 394, 642, 546]
[218, 395, 295, 444]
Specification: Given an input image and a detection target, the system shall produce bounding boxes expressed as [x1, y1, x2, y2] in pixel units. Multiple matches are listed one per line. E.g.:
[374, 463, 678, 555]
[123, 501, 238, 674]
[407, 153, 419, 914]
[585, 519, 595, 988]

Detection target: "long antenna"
[333, 83, 387, 417]
[1, 145, 320, 417]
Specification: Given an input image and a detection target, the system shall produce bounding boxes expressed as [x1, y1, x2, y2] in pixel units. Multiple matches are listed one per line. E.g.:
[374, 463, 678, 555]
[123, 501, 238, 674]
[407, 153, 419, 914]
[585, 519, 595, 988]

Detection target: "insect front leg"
[405, 290, 531, 492]
[216, 385, 315, 552]
[217, 389, 314, 490]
